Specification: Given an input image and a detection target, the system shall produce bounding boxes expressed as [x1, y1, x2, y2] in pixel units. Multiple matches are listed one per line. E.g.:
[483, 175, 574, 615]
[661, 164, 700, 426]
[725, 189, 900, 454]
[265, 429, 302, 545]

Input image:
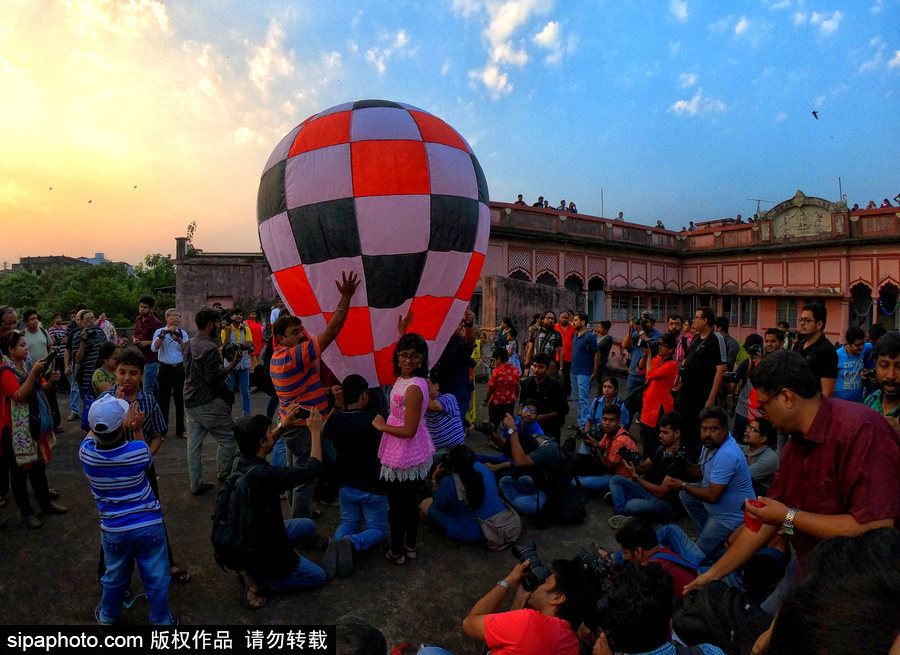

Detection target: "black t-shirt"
[324, 408, 386, 496]
[645, 444, 689, 510]
[678, 332, 726, 402]
[793, 335, 838, 389]
[520, 375, 568, 437]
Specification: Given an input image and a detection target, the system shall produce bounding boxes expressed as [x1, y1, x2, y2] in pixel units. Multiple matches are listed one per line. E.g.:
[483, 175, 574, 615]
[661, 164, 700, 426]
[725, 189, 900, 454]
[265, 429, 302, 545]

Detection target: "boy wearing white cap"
[79, 394, 176, 625]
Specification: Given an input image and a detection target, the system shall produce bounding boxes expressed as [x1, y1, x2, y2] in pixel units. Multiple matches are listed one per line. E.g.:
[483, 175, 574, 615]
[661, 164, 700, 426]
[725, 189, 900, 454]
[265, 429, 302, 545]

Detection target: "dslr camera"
[617, 446, 643, 467]
[222, 342, 243, 362]
[511, 541, 552, 592]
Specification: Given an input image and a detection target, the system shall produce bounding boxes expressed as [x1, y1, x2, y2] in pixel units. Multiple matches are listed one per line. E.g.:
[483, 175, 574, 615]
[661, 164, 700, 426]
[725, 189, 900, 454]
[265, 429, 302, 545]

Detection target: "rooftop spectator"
[514, 194, 527, 205]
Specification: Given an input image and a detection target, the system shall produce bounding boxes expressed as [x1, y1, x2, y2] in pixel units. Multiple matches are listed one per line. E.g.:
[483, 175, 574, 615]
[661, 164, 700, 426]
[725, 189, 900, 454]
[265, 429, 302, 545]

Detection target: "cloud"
[394, 29, 409, 48]
[347, 39, 359, 53]
[234, 126, 264, 145]
[441, 59, 452, 76]
[670, 0, 688, 23]
[451, 0, 482, 17]
[859, 38, 886, 73]
[709, 15, 733, 33]
[469, 64, 512, 97]
[63, 0, 172, 38]
[870, 0, 883, 14]
[670, 87, 727, 116]
[670, 41, 681, 55]
[735, 16, 749, 35]
[361, 29, 412, 73]
[768, 0, 790, 9]
[534, 20, 569, 64]
[809, 11, 842, 36]
[775, 110, 788, 122]
[248, 19, 294, 95]
[677, 72, 697, 88]
[793, 12, 806, 25]
[889, 50, 900, 68]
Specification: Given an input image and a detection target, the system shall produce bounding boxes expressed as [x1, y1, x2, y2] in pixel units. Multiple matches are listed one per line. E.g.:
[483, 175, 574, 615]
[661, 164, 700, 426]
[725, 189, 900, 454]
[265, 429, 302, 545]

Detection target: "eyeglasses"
[397, 352, 423, 361]
[744, 425, 760, 434]
[798, 317, 815, 324]
[521, 408, 536, 415]
[756, 389, 784, 415]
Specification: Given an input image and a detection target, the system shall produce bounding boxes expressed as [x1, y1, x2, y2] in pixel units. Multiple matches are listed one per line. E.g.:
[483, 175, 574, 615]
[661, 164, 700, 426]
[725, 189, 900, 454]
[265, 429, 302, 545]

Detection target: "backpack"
[453, 473, 522, 550]
[674, 580, 772, 655]
[210, 464, 263, 572]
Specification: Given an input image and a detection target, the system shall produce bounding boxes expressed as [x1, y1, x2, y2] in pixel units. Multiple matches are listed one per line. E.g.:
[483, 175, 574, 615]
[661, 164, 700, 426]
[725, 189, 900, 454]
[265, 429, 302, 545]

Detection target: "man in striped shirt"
[80, 394, 176, 625]
[270, 271, 359, 518]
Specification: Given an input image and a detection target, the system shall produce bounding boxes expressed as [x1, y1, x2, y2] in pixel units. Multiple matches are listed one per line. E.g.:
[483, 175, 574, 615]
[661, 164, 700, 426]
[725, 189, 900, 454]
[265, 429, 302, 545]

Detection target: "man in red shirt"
[483, 347, 521, 428]
[686, 350, 900, 610]
[133, 295, 164, 398]
[554, 312, 575, 398]
[462, 557, 602, 655]
[573, 404, 638, 493]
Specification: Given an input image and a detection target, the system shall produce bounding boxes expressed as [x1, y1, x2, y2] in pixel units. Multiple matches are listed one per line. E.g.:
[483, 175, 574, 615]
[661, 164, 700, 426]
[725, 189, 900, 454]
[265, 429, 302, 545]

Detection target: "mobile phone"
[42, 349, 56, 365]
[295, 406, 311, 420]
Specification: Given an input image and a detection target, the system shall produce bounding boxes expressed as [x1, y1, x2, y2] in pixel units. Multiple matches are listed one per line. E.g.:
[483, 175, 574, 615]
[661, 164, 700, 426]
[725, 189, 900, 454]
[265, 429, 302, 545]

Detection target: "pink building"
[480, 190, 900, 344]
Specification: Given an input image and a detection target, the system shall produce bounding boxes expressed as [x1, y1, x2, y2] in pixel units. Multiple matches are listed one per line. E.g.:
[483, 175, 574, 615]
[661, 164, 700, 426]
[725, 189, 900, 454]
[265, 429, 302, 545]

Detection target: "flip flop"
[384, 549, 406, 565]
[170, 567, 192, 583]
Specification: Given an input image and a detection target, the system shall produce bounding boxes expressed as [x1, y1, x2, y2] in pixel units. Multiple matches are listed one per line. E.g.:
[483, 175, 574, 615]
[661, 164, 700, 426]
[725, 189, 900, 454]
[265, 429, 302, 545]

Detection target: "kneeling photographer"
[462, 542, 605, 655]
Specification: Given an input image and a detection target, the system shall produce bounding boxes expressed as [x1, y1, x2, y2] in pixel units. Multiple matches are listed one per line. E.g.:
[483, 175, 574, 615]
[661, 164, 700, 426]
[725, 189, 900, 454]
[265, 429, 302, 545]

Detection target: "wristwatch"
[782, 507, 799, 535]
[496, 580, 511, 592]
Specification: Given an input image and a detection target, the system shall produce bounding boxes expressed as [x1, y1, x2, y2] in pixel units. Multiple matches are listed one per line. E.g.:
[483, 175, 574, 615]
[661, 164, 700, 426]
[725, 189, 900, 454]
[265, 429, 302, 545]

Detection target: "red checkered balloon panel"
[257, 100, 490, 386]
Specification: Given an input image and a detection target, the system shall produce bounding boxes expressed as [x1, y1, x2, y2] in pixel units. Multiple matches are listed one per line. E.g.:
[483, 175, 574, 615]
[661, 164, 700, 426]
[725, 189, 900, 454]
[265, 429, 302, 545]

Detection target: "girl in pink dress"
[373, 334, 434, 564]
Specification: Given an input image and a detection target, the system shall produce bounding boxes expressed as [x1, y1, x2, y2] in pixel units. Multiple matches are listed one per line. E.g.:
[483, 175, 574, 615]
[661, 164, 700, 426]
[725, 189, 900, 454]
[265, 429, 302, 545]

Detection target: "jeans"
[680, 490, 734, 556]
[185, 398, 236, 492]
[143, 361, 159, 400]
[282, 425, 316, 519]
[69, 372, 82, 415]
[265, 518, 326, 591]
[99, 523, 174, 625]
[608, 476, 675, 519]
[656, 524, 707, 567]
[625, 373, 645, 397]
[334, 486, 388, 551]
[571, 373, 592, 429]
[271, 438, 286, 468]
[499, 475, 546, 515]
[156, 362, 185, 436]
[573, 474, 613, 493]
[227, 368, 251, 415]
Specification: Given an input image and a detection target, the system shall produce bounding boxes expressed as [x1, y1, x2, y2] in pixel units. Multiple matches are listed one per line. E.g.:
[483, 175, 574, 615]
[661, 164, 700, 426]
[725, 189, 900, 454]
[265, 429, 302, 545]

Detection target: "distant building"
[12, 253, 134, 276]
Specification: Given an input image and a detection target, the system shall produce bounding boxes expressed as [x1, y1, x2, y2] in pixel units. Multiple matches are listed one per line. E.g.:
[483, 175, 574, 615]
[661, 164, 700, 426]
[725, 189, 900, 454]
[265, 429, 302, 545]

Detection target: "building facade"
[174, 191, 900, 345]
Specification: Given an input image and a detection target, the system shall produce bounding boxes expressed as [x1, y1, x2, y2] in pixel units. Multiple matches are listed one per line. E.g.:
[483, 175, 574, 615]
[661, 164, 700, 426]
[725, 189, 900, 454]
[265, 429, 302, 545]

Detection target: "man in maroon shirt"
[686, 350, 900, 605]
[133, 295, 164, 399]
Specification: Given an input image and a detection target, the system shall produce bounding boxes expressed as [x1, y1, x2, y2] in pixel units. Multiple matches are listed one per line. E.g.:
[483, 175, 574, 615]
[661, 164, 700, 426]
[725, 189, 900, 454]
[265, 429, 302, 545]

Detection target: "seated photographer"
[572, 404, 638, 494]
[497, 413, 568, 516]
[477, 399, 544, 469]
[592, 564, 724, 655]
[462, 556, 603, 655]
[613, 519, 698, 601]
[419, 444, 507, 544]
[660, 406, 754, 557]
[607, 411, 695, 529]
[231, 406, 329, 607]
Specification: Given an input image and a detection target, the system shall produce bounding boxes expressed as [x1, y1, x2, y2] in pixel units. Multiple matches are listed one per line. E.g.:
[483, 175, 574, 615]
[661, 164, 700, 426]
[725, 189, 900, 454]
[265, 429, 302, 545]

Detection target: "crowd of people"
[1, 288, 899, 653]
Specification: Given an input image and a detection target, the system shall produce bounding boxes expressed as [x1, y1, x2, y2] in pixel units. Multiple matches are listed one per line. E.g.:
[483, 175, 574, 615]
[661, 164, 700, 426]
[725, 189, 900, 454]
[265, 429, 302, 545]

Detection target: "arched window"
[536, 272, 558, 287]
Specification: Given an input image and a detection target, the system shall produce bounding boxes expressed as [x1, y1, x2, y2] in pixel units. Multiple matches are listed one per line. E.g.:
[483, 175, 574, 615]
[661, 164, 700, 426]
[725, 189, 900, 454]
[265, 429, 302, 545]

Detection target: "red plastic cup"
[744, 499, 765, 533]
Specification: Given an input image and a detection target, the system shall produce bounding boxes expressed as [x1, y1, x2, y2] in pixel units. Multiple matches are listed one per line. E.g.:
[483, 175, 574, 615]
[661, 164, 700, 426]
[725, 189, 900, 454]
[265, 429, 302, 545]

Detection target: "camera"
[511, 540, 551, 592]
[722, 370, 740, 385]
[635, 335, 658, 349]
[575, 543, 612, 579]
[617, 446, 643, 467]
[222, 342, 243, 362]
[861, 367, 877, 387]
[472, 421, 496, 436]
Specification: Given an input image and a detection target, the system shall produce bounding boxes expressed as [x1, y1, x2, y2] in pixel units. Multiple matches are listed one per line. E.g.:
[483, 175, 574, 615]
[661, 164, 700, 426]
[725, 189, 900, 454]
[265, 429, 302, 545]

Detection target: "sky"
[1, 0, 898, 267]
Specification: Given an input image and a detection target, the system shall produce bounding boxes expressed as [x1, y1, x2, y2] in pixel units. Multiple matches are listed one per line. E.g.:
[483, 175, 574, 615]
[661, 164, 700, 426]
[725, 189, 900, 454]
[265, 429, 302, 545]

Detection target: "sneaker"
[602, 491, 613, 505]
[321, 538, 339, 581]
[41, 501, 68, 515]
[94, 605, 117, 625]
[336, 537, 354, 577]
[192, 482, 214, 496]
[67, 413, 80, 422]
[607, 515, 634, 531]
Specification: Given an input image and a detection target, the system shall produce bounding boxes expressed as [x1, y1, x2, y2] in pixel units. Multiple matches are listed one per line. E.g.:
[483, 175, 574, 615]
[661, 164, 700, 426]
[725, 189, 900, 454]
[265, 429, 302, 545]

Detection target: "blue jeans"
[265, 519, 326, 591]
[571, 373, 592, 429]
[476, 453, 510, 465]
[334, 486, 388, 551]
[69, 372, 82, 414]
[608, 476, 675, 520]
[680, 491, 734, 556]
[227, 368, 251, 415]
[271, 438, 286, 468]
[99, 523, 174, 625]
[499, 475, 545, 515]
[625, 373, 645, 397]
[656, 524, 707, 568]
[573, 474, 613, 493]
[143, 361, 159, 399]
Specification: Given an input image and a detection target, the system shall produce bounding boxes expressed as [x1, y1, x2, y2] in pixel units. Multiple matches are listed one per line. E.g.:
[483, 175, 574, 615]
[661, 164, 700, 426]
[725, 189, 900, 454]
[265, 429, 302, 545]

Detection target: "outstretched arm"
[316, 271, 360, 351]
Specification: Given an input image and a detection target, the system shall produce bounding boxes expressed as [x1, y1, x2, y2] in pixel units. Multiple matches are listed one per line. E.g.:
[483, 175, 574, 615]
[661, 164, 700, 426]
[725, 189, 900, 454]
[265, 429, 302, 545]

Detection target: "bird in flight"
[811, 110, 819, 120]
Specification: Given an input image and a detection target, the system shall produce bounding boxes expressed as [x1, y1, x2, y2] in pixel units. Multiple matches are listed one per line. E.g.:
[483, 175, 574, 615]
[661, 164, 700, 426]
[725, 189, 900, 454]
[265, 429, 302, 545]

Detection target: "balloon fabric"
[257, 99, 490, 387]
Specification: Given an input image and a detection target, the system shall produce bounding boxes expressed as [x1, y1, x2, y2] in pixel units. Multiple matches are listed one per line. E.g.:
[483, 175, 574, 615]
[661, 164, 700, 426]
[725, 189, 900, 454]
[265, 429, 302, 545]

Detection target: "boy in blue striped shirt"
[80, 394, 176, 625]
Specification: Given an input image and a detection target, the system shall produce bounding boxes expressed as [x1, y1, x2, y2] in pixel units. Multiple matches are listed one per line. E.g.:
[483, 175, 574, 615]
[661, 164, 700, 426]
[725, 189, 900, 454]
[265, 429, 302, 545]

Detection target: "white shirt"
[151, 327, 189, 365]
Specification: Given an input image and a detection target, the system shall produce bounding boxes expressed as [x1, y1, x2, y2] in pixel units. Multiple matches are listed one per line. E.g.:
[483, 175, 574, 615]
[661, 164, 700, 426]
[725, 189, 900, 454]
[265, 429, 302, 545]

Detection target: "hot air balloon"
[257, 99, 489, 386]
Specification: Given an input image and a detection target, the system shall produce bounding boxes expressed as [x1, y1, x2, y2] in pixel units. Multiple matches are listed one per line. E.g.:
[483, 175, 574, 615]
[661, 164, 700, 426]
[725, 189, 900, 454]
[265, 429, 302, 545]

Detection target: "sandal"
[404, 546, 418, 561]
[384, 549, 406, 565]
[170, 567, 192, 583]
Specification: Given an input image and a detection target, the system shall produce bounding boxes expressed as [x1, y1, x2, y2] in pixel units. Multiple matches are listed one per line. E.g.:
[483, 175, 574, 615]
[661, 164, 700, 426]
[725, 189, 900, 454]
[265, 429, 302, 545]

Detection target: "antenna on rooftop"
[746, 198, 775, 215]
